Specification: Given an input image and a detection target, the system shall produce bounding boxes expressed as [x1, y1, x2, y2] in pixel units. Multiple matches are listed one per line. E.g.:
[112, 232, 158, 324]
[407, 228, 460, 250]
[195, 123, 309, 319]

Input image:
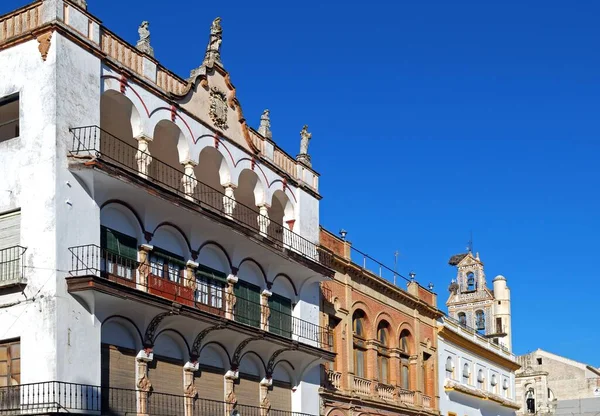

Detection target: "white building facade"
[0, 1, 333, 415]
[438, 317, 520, 416]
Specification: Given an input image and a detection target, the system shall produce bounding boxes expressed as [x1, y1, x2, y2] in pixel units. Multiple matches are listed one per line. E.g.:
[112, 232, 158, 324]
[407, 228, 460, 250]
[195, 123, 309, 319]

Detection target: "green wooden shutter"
[101, 226, 137, 260]
[269, 294, 292, 338]
[234, 281, 261, 328]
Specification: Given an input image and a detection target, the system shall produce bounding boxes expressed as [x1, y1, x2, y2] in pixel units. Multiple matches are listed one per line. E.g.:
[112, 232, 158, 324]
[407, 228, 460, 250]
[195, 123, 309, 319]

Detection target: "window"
[477, 369, 485, 389]
[100, 226, 138, 280]
[458, 312, 467, 327]
[352, 310, 367, 378]
[399, 329, 411, 354]
[445, 356, 455, 379]
[195, 264, 226, 311]
[462, 363, 471, 384]
[149, 247, 185, 283]
[234, 280, 261, 327]
[536, 358, 542, 365]
[269, 293, 292, 337]
[0, 339, 20, 386]
[401, 364, 409, 389]
[475, 310, 485, 331]
[0, 94, 19, 142]
[377, 321, 390, 384]
[490, 374, 498, 393]
[496, 317, 503, 334]
[526, 388, 535, 413]
[466, 272, 475, 291]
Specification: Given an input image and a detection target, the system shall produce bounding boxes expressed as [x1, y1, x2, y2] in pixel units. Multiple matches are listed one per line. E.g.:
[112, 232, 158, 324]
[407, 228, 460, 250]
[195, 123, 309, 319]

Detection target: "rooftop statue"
[203, 17, 223, 66]
[296, 125, 313, 167]
[136, 21, 154, 57]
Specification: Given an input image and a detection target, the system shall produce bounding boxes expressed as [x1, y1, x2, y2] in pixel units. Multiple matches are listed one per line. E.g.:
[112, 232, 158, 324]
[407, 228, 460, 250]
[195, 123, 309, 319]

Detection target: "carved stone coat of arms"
[209, 87, 228, 130]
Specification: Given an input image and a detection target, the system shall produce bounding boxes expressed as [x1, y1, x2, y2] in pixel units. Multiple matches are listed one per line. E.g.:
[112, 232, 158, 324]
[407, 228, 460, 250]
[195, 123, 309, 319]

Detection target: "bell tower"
[446, 251, 512, 351]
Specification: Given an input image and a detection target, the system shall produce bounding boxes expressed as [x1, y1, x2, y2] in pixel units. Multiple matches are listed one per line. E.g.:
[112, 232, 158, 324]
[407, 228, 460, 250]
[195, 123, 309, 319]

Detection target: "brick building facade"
[319, 228, 441, 416]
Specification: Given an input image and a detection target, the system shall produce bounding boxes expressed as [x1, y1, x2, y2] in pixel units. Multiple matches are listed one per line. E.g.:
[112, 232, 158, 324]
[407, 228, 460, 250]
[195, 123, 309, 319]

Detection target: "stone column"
[259, 377, 272, 416]
[225, 369, 239, 416]
[257, 204, 270, 237]
[225, 272, 238, 320]
[181, 160, 198, 201]
[183, 361, 199, 416]
[409, 354, 420, 403]
[223, 184, 237, 218]
[185, 261, 198, 290]
[137, 244, 153, 292]
[261, 288, 272, 331]
[136, 349, 154, 415]
[389, 349, 400, 390]
[135, 134, 153, 179]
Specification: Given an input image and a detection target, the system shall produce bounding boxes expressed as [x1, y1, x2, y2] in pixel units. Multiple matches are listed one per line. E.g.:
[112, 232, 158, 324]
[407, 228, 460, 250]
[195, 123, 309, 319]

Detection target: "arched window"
[458, 312, 467, 327]
[475, 310, 485, 331]
[462, 363, 471, 384]
[399, 329, 411, 389]
[445, 356, 455, 379]
[477, 369, 485, 389]
[352, 310, 367, 378]
[526, 388, 535, 413]
[467, 272, 475, 291]
[377, 321, 390, 384]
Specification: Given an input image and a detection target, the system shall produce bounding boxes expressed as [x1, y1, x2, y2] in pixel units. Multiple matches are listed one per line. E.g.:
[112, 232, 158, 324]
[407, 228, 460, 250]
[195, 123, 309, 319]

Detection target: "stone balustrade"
[376, 383, 395, 401]
[353, 376, 372, 396]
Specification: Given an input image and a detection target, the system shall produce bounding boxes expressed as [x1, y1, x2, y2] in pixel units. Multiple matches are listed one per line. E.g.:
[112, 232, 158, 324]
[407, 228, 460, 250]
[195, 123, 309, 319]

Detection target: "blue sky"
[6, 0, 600, 366]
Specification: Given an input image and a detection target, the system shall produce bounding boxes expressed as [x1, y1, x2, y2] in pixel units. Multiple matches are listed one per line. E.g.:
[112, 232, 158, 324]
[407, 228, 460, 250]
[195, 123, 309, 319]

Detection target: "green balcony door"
[100, 226, 138, 279]
[269, 294, 292, 338]
[234, 280, 261, 328]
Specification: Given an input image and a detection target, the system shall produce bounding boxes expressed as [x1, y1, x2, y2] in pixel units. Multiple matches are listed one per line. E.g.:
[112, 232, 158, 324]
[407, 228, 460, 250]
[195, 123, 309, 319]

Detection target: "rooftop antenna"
[393, 251, 399, 286]
[466, 231, 473, 253]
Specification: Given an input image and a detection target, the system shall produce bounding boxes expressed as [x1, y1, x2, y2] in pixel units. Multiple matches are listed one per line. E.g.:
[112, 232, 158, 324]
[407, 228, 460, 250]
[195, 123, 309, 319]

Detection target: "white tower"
[492, 275, 512, 351]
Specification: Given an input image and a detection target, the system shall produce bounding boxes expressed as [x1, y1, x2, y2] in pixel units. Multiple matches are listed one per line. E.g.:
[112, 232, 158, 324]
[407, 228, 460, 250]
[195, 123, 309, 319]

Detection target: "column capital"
[184, 361, 199, 372]
[181, 158, 198, 167]
[227, 274, 238, 284]
[225, 369, 239, 380]
[186, 260, 199, 268]
[260, 377, 273, 387]
[223, 182, 238, 189]
[140, 244, 154, 252]
[135, 133, 153, 142]
[261, 289, 272, 297]
[136, 349, 154, 362]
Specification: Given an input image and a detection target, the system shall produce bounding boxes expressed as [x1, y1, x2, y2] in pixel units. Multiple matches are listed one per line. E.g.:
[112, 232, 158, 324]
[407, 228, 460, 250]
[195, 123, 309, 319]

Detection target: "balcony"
[443, 314, 513, 359]
[68, 244, 331, 349]
[68, 126, 332, 271]
[321, 367, 341, 390]
[352, 376, 372, 396]
[0, 246, 26, 288]
[0, 381, 317, 416]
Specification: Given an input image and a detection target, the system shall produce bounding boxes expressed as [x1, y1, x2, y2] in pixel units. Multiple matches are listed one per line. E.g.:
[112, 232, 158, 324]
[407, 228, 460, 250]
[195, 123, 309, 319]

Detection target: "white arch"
[152, 119, 190, 164]
[153, 331, 187, 361]
[236, 168, 266, 207]
[100, 86, 143, 139]
[152, 226, 189, 258]
[102, 319, 140, 350]
[100, 204, 144, 244]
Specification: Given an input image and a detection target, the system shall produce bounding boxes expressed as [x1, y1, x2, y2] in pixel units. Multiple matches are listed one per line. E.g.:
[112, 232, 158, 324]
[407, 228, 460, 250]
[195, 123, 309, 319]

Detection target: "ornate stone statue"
[71, 0, 87, 9]
[136, 21, 154, 57]
[258, 109, 272, 139]
[203, 17, 223, 66]
[299, 125, 311, 154]
[296, 125, 312, 167]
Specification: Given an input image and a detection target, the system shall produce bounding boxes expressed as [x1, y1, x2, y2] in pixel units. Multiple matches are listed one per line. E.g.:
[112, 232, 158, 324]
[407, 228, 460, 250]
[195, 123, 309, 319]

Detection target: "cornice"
[439, 327, 520, 371]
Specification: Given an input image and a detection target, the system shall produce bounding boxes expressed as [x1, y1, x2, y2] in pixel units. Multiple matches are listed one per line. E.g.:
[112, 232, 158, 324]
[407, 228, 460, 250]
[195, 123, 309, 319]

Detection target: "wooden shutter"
[148, 356, 184, 396]
[234, 281, 261, 328]
[270, 381, 292, 411]
[269, 294, 292, 337]
[236, 374, 260, 407]
[100, 344, 136, 390]
[0, 211, 20, 250]
[195, 366, 224, 400]
[101, 226, 138, 260]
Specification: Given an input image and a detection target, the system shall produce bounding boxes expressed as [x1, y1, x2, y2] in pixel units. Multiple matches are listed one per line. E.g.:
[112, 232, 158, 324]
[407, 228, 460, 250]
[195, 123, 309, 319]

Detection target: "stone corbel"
[137, 244, 154, 292]
[225, 270, 238, 320]
[135, 134, 153, 179]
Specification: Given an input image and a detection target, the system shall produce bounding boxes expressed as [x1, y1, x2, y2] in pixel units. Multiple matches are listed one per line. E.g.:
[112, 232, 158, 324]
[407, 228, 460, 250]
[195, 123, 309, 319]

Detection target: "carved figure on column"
[223, 185, 237, 217]
[257, 205, 270, 236]
[296, 125, 312, 167]
[225, 282, 237, 319]
[203, 17, 223, 66]
[136, 21, 154, 57]
[258, 109, 272, 140]
[137, 245, 153, 292]
[135, 136, 153, 179]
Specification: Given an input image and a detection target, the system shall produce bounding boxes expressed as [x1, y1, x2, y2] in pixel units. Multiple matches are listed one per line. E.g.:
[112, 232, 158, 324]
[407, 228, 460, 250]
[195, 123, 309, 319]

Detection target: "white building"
[438, 316, 520, 416]
[439, 251, 520, 416]
[515, 349, 600, 416]
[0, 1, 334, 414]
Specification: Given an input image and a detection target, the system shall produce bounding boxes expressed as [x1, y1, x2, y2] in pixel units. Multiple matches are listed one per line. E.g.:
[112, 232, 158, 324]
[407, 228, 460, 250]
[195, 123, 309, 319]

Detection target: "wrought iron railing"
[68, 126, 333, 270]
[443, 313, 511, 354]
[0, 381, 315, 416]
[69, 244, 331, 349]
[0, 246, 26, 287]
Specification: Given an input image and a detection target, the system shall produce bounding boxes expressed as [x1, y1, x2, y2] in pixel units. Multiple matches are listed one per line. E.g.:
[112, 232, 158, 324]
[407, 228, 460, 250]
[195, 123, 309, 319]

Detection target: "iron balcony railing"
[0, 246, 27, 287]
[68, 126, 333, 270]
[69, 244, 331, 349]
[443, 313, 510, 354]
[0, 381, 317, 416]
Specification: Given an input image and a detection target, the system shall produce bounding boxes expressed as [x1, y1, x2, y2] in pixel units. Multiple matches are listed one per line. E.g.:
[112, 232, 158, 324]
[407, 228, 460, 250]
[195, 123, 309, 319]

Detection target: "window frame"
[0, 93, 19, 143]
[0, 338, 20, 387]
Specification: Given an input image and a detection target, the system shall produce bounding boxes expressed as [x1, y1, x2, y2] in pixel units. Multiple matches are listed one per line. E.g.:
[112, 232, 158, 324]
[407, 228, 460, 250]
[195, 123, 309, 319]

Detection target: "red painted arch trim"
[151, 107, 195, 146]
[101, 75, 150, 118]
